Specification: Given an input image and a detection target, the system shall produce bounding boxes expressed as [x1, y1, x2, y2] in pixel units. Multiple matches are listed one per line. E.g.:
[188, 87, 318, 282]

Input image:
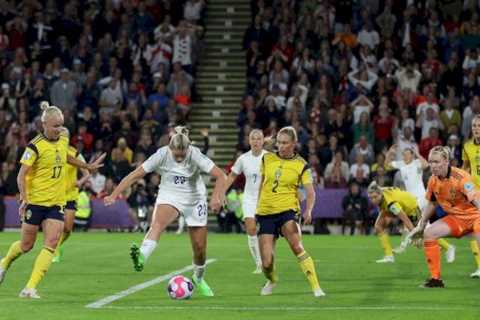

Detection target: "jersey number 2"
[52, 166, 62, 179]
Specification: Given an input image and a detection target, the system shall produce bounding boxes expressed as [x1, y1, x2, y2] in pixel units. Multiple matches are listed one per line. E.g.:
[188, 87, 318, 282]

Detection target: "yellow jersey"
[65, 146, 85, 202]
[20, 133, 69, 207]
[462, 139, 480, 187]
[256, 152, 312, 215]
[380, 187, 419, 217]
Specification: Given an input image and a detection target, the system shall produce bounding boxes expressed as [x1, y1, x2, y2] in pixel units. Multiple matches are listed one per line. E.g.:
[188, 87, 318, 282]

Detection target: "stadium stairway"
[189, 0, 250, 169]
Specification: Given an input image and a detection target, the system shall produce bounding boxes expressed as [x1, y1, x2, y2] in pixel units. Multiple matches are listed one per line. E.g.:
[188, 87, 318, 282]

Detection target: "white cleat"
[260, 280, 276, 296]
[0, 265, 5, 284]
[313, 288, 326, 297]
[19, 288, 41, 299]
[470, 268, 480, 278]
[445, 245, 456, 263]
[376, 256, 395, 263]
[253, 265, 263, 274]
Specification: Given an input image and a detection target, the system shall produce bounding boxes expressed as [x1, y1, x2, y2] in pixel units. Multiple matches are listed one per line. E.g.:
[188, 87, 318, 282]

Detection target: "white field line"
[85, 259, 217, 309]
[100, 305, 467, 312]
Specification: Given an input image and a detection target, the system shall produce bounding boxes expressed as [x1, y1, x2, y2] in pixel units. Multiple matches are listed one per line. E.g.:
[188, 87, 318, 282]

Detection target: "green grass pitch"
[0, 232, 479, 320]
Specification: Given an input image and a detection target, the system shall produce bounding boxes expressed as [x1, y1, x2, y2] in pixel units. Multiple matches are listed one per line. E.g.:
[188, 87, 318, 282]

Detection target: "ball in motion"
[167, 275, 194, 300]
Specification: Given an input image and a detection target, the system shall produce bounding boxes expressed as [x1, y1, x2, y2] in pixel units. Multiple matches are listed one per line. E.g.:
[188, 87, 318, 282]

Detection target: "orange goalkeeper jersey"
[426, 166, 480, 218]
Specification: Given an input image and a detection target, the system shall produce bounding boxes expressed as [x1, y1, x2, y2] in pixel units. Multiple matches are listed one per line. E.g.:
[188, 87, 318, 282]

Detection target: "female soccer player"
[367, 182, 420, 263]
[256, 126, 325, 297]
[225, 129, 266, 274]
[0, 102, 104, 298]
[461, 114, 480, 277]
[385, 145, 456, 262]
[52, 144, 90, 262]
[104, 127, 226, 297]
[410, 146, 480, 287]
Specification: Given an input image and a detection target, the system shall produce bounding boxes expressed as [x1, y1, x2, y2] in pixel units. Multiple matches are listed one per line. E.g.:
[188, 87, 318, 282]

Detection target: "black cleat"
[420, 278, 445, 288]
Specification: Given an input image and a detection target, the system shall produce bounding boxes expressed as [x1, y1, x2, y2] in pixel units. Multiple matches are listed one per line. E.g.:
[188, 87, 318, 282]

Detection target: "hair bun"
[40, 101, 50, 111]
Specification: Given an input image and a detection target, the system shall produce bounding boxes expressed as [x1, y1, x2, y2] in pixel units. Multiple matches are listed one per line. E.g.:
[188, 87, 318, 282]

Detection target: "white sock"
[140, 239, 157, 262]
[177, 216, 185, 233]
[193, 263, 206, 282]
[247, 235, 261, 267]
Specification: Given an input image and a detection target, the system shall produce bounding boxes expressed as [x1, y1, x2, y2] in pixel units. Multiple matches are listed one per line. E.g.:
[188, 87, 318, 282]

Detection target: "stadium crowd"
[238, 0, 480, 231]
[0, 0, 207, 229]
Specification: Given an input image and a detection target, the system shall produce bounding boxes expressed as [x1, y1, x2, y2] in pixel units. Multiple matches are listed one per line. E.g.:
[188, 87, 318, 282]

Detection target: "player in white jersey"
[386, 145, 455, 261]
[225, 129, 266, 273]
[104, 127, 226, 296]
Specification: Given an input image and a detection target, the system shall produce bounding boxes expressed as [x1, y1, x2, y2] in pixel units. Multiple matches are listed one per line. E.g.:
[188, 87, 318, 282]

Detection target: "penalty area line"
[100, 305, 467, 312]
[85, 258, 217, 309]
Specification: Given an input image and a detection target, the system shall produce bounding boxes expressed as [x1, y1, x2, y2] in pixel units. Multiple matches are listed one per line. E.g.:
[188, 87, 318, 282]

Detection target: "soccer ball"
[167, 275, 194, 300]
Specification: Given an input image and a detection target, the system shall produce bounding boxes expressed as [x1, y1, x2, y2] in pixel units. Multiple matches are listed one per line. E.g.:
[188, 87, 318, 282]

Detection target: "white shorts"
[155, 195, 208, 227]
[242, 200, 257, 220]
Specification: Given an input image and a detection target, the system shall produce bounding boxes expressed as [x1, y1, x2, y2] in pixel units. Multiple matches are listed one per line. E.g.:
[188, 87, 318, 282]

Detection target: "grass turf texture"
[0, 233, 479, 320]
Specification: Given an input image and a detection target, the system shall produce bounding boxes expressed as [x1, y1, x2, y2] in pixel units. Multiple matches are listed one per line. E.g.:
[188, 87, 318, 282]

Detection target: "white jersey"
[231, 150, 266, 202]
[142, 145, 215, 200]
[391, 159, 427, 208]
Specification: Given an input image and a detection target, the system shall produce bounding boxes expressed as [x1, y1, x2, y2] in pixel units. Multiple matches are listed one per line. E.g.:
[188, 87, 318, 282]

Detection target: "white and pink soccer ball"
[167, 275, 194, 300]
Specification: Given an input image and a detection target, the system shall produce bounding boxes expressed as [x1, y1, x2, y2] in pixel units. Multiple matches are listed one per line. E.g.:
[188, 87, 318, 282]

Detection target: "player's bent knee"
[20, 241, 34, 253]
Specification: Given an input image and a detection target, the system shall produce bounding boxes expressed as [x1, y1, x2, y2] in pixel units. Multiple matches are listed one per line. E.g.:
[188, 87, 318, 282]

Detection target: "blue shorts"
[65, 200, 77, 211]
[256, 210, 298, 237]
[23, 204, 64, 226]
[430, 206, 447, 223]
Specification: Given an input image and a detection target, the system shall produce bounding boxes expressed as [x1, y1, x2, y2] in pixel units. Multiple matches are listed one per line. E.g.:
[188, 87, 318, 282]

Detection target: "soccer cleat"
[313, 288, 326, 297]
[0, 265, 6, 285]
[260, 280, 276, 296]
[470, 268, 480, 278]
[445, 245, 456, 263]
[253, 265, 263, 274]
[420, 278, 445, 288]
[129, 243, 144, 272]
[192, 275, 214, 297]
[52, 246, 64, 263]
[375, 255, 394, 263]
[19, 288, 41, 299]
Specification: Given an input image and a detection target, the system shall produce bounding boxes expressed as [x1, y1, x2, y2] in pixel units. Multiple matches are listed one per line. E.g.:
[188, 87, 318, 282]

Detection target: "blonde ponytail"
[367, 181, 382, 194]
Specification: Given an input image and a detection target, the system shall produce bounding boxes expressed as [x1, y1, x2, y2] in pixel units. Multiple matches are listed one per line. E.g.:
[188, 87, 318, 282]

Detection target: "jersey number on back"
[51, 166, 62, 179]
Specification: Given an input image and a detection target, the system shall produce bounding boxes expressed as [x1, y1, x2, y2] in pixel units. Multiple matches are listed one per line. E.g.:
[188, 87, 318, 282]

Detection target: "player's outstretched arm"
[104, 166, 147, 206]
[209, 165, 227, 213]
[68, 152, 106, 172]
[303, 183, 316, 225]
[410, 202, 436, 237]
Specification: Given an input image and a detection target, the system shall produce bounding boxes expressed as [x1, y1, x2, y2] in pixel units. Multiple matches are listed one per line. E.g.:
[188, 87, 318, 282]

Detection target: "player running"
[367, 182, 420, 263]
[461, 114, 480, 278]
[409, 146, 480, 288]
[104, 126, 226, 297]
[52, 144, 90, 262]
[385, 145, 455, 261]
[225, 129, 266, 274]
[256, 126, 325, 297]
[0, 102, 104, 298]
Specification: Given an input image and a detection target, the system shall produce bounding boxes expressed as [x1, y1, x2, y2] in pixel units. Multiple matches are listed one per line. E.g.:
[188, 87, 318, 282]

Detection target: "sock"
[378, 233, 393, 257]
[297, 251, 321, 291]
[193, 263, 206, 282]
[437, 238, 450, 251]
[247, 235, 261, 267]
[0, 241, 23, 269]
[470, 240, 480, 268]
[177, 216, 185, 233]
[262, 256, 278, 283]
[54, 232, 71, 256]
[140, 239, 157, 262]
[26, 246, 55, 289]
[424, 240, 441, 279]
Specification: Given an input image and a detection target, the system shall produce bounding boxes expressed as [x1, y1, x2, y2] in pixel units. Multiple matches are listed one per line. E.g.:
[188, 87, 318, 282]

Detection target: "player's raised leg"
[189, 226, 214, 296]
[131, 204, 179, 272]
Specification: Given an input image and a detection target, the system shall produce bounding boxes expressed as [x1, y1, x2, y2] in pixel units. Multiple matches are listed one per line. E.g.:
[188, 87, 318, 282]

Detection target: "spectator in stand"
[353, 111, 374, 146]
[350, 153, 370, 187]
[324, 150, 350, 188]
[89, 168, 106, 196]
[71, 122, 94, 154]
[419, 127, 443, 160]
[342, 182, 369, 235]
[349, 135, 374, 165]
[50, 68, 77, 110]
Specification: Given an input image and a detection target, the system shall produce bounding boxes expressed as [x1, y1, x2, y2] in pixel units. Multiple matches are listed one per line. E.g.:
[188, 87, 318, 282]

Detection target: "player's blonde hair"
[249, 129, 264, 139]
[277, 126, 298, 142]
[367, 181, 383, 195]
[40, 101, 63, 122]
[169, 126, 190, 150]
[428, 146, 450, 161]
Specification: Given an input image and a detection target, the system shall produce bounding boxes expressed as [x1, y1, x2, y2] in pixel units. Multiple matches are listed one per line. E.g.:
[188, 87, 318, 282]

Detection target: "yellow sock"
[437, 238, 450, 251]
[26, 247, 55, 289]
[378, 233, 393, 256]
[54, 232, 71, 256]
[470, 240, 480, 268]
[0, 241, 23, 269]
[297, 251, 320, 291]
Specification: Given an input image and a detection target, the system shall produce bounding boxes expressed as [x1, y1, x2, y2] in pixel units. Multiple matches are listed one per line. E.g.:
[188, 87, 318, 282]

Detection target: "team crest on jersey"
[22, 151, 31, 161]
[464, 182, 475, 192]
